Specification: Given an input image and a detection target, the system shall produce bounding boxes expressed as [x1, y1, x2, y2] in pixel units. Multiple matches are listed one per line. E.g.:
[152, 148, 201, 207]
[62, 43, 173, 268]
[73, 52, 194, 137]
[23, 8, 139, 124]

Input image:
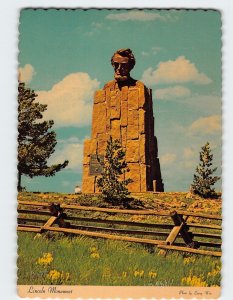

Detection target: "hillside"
[18, 191, 222, 216]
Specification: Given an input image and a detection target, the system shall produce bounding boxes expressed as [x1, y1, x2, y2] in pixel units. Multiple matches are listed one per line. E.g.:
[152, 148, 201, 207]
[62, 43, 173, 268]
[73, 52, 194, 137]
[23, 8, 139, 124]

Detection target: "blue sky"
[19, 9, 222, 193]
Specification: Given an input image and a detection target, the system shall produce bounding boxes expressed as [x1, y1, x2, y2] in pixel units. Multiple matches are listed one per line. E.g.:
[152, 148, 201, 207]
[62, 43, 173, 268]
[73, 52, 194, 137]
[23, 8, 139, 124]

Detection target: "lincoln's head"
[111, 48, 136, 82]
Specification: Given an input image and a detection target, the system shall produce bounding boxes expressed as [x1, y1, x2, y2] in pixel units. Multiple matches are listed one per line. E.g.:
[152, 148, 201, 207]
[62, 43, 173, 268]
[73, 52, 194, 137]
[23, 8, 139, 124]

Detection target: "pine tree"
[191, 142, 220, 198]
[97, 137, 133, 203]
[17, 82, 68, 191]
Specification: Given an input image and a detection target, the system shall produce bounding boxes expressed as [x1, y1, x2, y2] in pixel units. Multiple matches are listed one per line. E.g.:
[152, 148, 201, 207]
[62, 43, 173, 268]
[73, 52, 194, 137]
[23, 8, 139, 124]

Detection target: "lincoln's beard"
[114, 74, 129, 82]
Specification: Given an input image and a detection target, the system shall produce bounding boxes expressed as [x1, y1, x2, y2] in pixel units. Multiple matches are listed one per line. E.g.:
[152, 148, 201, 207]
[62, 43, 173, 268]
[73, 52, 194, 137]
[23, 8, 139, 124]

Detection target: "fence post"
[48, 203, 70, 228]
[167, 211, 199, 249]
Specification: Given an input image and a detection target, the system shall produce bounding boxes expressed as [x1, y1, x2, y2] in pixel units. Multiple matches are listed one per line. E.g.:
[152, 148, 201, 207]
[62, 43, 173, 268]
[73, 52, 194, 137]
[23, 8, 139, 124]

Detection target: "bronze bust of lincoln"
[104, 48, 138, 89]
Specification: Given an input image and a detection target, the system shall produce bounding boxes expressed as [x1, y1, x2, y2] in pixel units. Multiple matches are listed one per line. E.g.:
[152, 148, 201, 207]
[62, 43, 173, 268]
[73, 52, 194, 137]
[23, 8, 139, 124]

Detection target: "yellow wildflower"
[33, 234, 42, 240]
[183, 256, 196, 265]
[63, 272, 70, 281]
[134, 271, 139, 277]
[158, 249, 166, 256]
[181, 275, 208, 287]
[47, 269, 61, 282]
[89, 246, 100, 259]
[89, 246, 98, 253]
[90, 252, 100, 259]
[37, 252, 53, 266]
[47, 270, 70, 283]
[212, 260, 220, 267]
[134, 270, 144, 278]
[148, 271, 157, 279]
[208, 265, 221, 277]
[122, 271, 127, 278]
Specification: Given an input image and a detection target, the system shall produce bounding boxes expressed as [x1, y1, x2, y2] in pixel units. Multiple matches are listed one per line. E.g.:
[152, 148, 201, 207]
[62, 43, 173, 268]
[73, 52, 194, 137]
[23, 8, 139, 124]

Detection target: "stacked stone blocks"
[82, 80, 163, 193]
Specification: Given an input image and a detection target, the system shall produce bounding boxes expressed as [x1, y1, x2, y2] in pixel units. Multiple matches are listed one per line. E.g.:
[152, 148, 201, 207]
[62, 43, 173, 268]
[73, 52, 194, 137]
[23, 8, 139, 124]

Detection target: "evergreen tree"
[191, 142, 220, 198]
[97, 137, 132, 203]
[17, 82, 68, 191]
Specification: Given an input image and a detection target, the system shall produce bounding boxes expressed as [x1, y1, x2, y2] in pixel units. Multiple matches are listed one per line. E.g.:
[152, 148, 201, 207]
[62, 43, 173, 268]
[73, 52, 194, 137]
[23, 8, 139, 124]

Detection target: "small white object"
[74, 186, 82, 194]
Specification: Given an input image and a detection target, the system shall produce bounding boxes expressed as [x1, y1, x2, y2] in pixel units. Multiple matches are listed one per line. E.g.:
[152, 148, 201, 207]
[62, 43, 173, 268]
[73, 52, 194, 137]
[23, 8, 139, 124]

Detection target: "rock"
[111, 119, 121, 140]
[126, 163, 141, 192]
[94, 90, 105, 104]
[82, 165, 95, 193]
[137, 81, 146, 108]
[192, 201, 199, 208]
[121, 86, 128, 101]
[139, 134, 146, 163]
[97, 133, 110, 155]
[127, 110, 139, 140]
[139, 109, 145, 134]
[121, 100, 128, 126]
[92, 102, 107, 136]
[110, 91, 121, 119]
[128, 88, 139, 110]
[121, 126, 127, 148]
[126, 140, 139, 162]
[186, 191, 194, 199]
[140, 163, 147, 192]
[127, 125, 139, 140]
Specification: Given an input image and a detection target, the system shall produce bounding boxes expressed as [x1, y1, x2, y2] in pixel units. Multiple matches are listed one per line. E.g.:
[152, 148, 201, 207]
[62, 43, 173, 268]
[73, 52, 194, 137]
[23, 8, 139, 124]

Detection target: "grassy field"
[18, 232, 221, 286]
[17, 192, 222, 286]
[18, 191, 222, 214]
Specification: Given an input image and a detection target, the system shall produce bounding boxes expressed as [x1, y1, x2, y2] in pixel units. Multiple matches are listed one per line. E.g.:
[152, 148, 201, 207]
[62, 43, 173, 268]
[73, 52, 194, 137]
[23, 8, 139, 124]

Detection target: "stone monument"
[82, 48, 164, 193]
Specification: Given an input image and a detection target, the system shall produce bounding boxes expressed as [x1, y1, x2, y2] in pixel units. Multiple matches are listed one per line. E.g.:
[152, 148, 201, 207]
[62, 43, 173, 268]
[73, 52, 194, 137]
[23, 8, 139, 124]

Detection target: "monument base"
[82, 80, 164, 194]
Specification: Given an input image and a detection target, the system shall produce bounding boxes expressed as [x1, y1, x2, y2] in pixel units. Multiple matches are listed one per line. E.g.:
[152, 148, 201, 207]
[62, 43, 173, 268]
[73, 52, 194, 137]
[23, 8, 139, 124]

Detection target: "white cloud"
[57, 136, 83, 144]
[155, 85, 191, 100]
[37, 73, 100, 127]
[183, 147, 196, 159]
[92, 22, 103, 28]
[142, 56, 212, 86]
[19, 64, 36, 84]
[106, 11, 169, 22]
[84, 22, 104, 36]
[189, 115, 221, 135]
[183, 159, 196, 169]
[141, 47, 163, 57]
[160, 153, 177, 165]
[151, 46, 163, 55]
[168, 93, 221, 115]
[49, 138, 84, 171]
[183, 148, 197, 169]
[141, 51, 149, 57]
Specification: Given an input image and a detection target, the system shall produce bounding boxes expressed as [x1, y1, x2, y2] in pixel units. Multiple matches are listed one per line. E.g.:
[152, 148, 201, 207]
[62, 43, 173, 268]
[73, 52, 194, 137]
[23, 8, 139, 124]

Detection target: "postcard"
[17, 9, 222, 299]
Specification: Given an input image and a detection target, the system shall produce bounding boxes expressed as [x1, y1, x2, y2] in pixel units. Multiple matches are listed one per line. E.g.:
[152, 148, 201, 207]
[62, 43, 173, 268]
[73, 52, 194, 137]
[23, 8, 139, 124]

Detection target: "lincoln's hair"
[111, 48, 136, 70]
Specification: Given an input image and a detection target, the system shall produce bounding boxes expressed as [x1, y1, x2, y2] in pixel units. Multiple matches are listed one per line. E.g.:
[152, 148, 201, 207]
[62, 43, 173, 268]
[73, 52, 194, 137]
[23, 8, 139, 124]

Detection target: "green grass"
[17, 192, 222, 286]
[18, 191, 222, 211]
[17, 232, 221, 286]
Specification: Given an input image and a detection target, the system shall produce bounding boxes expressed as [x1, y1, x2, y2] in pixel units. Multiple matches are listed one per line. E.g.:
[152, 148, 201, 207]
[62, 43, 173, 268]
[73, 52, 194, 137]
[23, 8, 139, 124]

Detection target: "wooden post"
[167, 211, 199, 249]
[157, 245, 221, 257]
[170, 211, 183, 225]
[165, 211, 184, 245]
[153, 180, 157, 192]
[42, 216, 58, 229]
[48, 203, 70, 228]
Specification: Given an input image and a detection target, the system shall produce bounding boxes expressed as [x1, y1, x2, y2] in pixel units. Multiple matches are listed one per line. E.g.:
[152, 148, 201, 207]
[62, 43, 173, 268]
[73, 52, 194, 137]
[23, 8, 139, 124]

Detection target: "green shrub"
[191, 142, 220, 198]
[97, 137, 132, 204]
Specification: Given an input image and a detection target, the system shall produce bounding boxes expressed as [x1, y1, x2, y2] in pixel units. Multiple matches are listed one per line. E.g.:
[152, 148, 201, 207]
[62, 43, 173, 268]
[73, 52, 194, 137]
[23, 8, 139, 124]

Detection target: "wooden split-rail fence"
[17, 200, 222, 257]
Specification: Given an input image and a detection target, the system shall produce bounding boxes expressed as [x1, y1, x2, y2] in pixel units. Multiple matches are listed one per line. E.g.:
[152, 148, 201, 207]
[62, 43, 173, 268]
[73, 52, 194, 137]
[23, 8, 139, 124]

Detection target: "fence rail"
[17, 200, 222, 257]
[18, 200, 222, 219]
